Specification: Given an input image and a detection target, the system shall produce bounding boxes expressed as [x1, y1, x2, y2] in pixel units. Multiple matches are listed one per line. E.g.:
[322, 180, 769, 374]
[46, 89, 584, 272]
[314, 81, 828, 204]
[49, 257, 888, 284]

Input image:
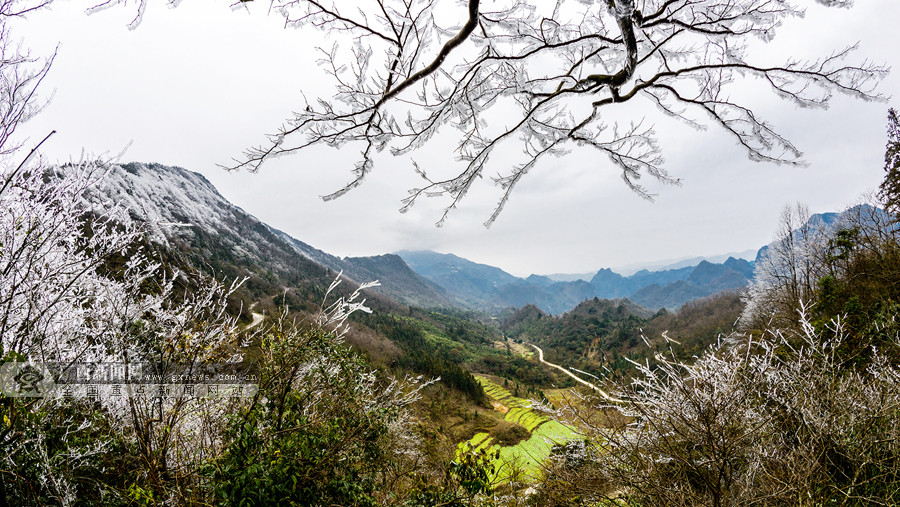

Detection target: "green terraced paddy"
[458, 376, 580, 484]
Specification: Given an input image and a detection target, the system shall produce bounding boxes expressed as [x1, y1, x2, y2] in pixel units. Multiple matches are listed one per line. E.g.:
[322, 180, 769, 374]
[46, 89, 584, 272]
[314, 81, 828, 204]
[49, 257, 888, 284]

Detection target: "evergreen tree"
[878, 108, 900, 214]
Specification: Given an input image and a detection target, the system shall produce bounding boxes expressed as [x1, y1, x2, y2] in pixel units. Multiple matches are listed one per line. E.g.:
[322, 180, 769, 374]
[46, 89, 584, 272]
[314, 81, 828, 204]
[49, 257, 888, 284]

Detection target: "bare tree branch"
[116, 0, 889, 225]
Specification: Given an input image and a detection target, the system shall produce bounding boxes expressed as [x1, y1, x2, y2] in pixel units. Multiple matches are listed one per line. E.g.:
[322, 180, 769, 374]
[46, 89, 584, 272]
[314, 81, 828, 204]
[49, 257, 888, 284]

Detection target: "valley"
[7, 158, 899, 505]
[5, 0, 900, 500]
[91, 163, 757, 492]
[458, 375, 579, 485]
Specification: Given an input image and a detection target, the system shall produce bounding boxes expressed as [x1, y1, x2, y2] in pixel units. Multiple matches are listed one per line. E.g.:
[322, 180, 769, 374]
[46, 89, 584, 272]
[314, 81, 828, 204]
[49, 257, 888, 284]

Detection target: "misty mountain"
[396, 250, 608, 313]
[397, 250, 521, 289]
[270, 229, 453, 308]
[395, 250, 521, 309]
[398, 250, 755, 313]
[542, 272, 597, 282]
[629, 280, 709, 310]
[100, 162, 771, 316]
[590, 265, 695, 299]
[524, 274, 556, 287]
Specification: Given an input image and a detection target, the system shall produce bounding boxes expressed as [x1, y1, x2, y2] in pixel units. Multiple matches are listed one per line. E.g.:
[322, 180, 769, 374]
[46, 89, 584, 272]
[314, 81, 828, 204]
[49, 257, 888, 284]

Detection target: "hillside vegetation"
[3, 158, 582, 504]
[501, 291, 745, 378]
[8, 154, 900, 506]
[532, 201, 900, 505]
[5, 81, 900, 505]
[5, 0, 899, 500]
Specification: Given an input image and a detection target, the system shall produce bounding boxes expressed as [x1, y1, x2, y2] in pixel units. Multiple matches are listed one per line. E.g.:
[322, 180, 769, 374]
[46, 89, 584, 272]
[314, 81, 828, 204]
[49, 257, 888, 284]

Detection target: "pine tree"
[878, 108, 900, 214]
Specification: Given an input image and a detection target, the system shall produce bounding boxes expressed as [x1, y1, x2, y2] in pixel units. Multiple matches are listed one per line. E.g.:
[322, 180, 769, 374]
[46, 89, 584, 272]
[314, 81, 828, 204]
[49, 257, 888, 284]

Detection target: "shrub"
[558, 307, 900, 506]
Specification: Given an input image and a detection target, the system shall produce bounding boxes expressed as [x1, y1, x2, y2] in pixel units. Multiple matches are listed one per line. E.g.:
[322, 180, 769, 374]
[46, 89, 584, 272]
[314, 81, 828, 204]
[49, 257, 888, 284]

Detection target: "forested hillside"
[501, 292, 744, 377]
[0, 158, 572, 504]
[5, 0, 900, 504]
[7, 144, 900, 507]
[535, 197, 900, 506]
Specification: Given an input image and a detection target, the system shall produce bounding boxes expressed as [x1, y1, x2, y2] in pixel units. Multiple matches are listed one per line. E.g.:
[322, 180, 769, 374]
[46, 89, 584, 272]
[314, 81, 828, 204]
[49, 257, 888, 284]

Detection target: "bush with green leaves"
[203, 285, 432, 506]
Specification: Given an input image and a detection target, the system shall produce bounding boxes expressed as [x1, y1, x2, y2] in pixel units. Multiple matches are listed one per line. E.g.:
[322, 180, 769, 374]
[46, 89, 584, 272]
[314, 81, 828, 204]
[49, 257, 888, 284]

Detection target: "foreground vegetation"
[531, 112, 900, 505]
[5, 102, 900, 505]
[0, 154, 490, 504]
[3, 0, 900, 500]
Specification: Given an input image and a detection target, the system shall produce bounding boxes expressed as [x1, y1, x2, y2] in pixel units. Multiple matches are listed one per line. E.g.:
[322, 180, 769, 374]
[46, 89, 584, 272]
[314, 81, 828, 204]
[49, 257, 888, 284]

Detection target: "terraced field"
[459, 376, 580, 484]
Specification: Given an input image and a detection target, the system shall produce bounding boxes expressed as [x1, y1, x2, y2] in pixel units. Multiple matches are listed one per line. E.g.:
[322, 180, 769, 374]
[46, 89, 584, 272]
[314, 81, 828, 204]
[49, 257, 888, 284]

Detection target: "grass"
[457, 376, 579, 485]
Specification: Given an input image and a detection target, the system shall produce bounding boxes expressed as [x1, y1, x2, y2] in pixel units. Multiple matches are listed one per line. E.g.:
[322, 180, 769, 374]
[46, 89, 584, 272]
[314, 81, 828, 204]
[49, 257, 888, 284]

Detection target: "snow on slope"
[92, 162, 453, 308]
[97, 162, 239, 246]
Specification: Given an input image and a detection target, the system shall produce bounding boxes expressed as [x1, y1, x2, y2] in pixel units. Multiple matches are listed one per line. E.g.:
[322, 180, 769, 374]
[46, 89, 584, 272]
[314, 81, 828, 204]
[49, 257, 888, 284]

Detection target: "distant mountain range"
[395, 206, 887, 314]
[397, 250, 755, 313]
[99, 162, 877, 318]
[610, 250, 758, 276]
[270, 229, 454, 308]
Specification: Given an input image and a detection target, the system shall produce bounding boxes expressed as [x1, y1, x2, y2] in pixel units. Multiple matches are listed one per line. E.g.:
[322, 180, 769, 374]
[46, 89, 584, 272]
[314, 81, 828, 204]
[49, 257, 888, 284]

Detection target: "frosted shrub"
[741, 204, 833, 332]
[0, 158, 251, 503]
[316, 271, 381, 339]
[560, 307, 900, 506]
[0, 2, 428, 502]
[204, 287, 433, 506]
[0, 156, 425, 504]
[0, 162, 146, 362]
[0, 93, 245, 502]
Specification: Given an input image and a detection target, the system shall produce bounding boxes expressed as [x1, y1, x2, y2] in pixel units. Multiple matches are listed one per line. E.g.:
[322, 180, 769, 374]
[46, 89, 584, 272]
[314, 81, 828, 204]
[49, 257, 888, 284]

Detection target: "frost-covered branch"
[550, 308, 900, 505]
[184, 0, 890, 225]
[316, 270, 380, 338]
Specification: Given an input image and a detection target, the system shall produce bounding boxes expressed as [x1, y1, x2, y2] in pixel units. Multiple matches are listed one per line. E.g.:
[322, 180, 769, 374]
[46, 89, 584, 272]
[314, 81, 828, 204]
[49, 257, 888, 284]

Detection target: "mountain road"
[529, 344, 620, 403]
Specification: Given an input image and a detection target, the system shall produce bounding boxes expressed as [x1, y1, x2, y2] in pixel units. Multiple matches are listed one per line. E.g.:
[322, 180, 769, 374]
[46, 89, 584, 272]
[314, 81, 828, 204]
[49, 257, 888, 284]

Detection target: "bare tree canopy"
[103, 0, 887, 226]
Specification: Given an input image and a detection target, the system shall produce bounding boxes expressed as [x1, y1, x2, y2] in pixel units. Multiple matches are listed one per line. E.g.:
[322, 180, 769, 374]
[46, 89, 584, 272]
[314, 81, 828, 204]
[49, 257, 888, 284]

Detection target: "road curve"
[530, 344, 620, 403]
[246, 312, 264, 330]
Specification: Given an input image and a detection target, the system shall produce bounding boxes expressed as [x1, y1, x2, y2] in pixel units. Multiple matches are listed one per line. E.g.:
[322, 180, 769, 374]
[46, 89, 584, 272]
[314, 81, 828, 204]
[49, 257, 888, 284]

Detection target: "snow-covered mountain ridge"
[96, 162, 452, 308]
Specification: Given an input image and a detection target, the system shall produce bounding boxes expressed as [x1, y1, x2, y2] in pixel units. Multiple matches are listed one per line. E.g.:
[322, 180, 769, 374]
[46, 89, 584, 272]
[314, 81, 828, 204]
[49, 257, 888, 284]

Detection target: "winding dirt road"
[529, 344, 620, 402]
[246, 312, 264, 330]
[244, 301, 264, 330]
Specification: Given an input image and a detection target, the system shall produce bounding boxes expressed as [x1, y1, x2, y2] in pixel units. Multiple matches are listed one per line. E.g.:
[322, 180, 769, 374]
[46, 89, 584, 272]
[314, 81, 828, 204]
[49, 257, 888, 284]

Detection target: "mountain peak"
[102, 162, 453, 309]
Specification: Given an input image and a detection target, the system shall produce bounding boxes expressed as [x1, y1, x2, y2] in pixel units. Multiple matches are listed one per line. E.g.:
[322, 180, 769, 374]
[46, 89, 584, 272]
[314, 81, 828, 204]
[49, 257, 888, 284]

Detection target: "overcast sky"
[13, 0, 900, 277]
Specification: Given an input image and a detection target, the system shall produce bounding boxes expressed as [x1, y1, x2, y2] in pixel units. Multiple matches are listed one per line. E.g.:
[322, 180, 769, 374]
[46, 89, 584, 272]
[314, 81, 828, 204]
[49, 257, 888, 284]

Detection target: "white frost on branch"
[207, 0, 888, 225]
